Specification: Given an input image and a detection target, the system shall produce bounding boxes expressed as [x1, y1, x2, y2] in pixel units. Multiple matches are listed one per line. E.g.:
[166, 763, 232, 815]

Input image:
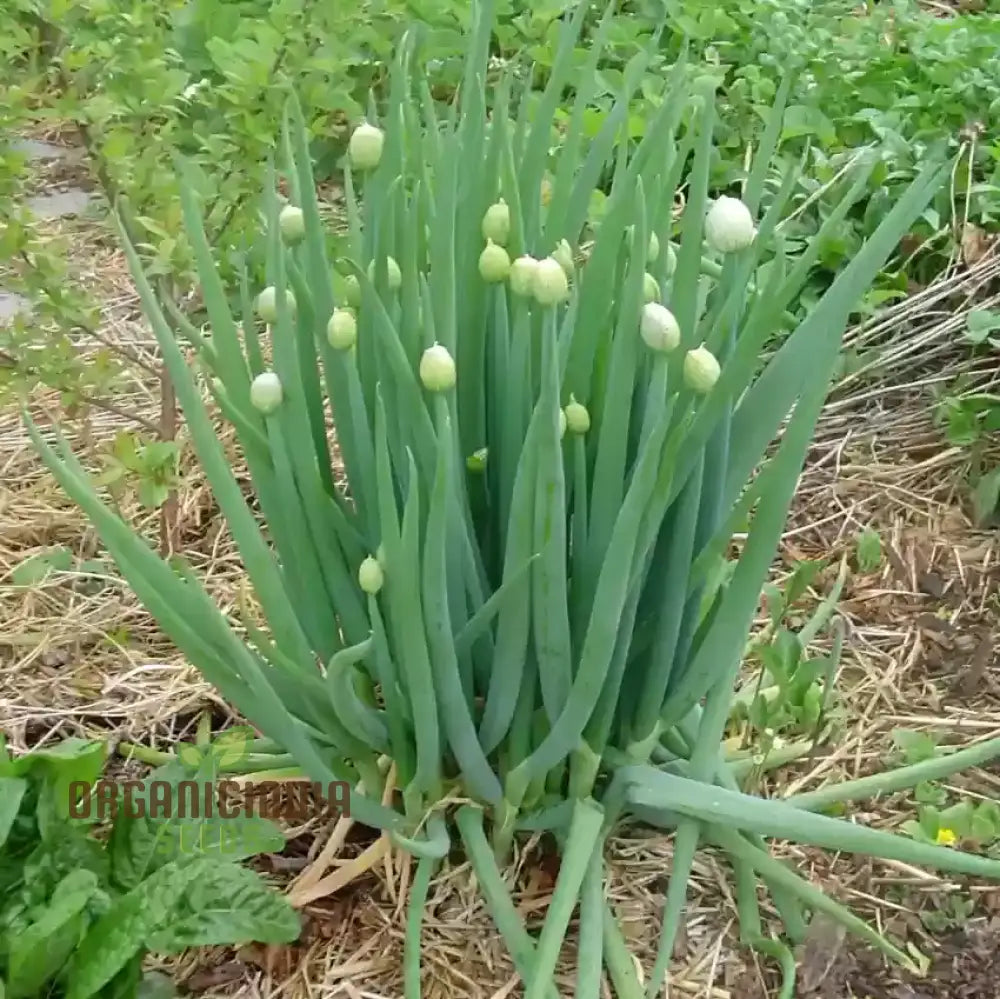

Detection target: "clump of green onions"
[26, 1, 1000, 996]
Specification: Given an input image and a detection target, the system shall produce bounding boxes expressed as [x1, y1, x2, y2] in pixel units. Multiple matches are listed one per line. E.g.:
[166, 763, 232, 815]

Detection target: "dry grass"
[2, 198, 1000, 997]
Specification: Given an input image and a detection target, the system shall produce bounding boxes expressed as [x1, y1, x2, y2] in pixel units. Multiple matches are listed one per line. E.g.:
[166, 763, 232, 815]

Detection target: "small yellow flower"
[935, 827, 957, 846]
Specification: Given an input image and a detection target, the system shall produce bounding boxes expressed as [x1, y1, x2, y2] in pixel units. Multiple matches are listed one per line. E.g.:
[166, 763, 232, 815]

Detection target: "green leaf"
[965, 308, 1000, 345]
[0, 778, 26, 850]
[971, 466, 1000, 526]
[144, 860, 300, 952]
[110, 773, 285, 890]
[9, 547, 75, 586]
[855, 527, 882, 572]
[780, 104, 837, 145]
[66, 862, 202, 999]
[6, 870, 100, 999]
[892, 728, 938, 765]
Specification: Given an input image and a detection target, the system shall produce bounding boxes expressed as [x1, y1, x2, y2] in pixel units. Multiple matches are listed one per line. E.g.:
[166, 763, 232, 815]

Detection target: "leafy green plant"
[728, 559, 846, 746]
[854, 526, 882, 573]
[24, 3, 1000, 996]
[932, 379, 1000, 525]
[0, 736, 299, 999]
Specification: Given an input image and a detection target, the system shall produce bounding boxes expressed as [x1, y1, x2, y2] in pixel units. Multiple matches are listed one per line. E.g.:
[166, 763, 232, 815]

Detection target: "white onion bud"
[552, 239, 575, 278]
[482, 200, 510, 245]
[533, 256, 569, 307]
[479, 240, 511, 282]
[558, 408, 567, 439]
[419, 342, 456, 392]
[643, 272, 660, 304]
[647, 231, 660, 262]
[683, 344, 721, 393]
[640, 302, 681, 353]
[368, 256, 402, 291]
[279, 205, 305, 245]
[348, 122, 384, 172]
[327, 308, 357, 350]
[256, 286, 296, 324]
[250, 371, 283, 414]
[358, 555, 384, 594]
[564, 397, 590, 435]
[705, 196, 756, 253]
[509, 255, 539, 297]
[664, 242, 677, 277]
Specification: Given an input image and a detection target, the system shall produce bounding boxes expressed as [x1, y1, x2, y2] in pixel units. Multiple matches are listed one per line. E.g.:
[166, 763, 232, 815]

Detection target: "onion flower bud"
[509, 255, 539, 297]
[466, 447, 488, 472]
[664, 242, 677, 277]
[705, 196, 756, 253]
[358, 555, 384, 594]
[419, 342, 456, 392]
[327, 308, 357, 350]
[640, 302, 681, 353]
[348, 122, 384, 172]
[552, 239, 575, 279]
[533, 256, 569, 307]
[368, 256, 402, 291]
[564, 396, 590, 435]
[256, 286, 296, 324]
[343, 274, 362, 309]
[684, 343, 721, 393]
[643, 272, 660, 303]
[482, 199, 510, 245]
[279, 205, 305, 245]
[250, 371, 283, 414]
[479, 240, 511, 283]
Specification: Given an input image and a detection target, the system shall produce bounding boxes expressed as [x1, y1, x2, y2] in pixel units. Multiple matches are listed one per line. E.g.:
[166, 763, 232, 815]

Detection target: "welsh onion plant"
[25, 2, 1000, 996]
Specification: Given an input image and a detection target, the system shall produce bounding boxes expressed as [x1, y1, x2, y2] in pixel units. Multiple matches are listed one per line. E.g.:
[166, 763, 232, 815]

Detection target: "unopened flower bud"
[256, 286, 296, 324]
[559, 408, 567, 439]
[647, 231, 660, 262]
[466, 447, 488, 472]
[250, 371, 283, 414]
[509, 256, 539, 297]
[640, 302, 681, 353]
[705, 196, 756, 253]
[327, 308, 357, 350]
[368, 256, 402, 291]
[564, 397, 590, 435]
[533, 256, 569, 307]
[664, 242, 677, 277]
[482, 199, 510, 245]
[343, 274, 362, 308]
[683, 344, 721, 393]
[349, 122, 385, 172]
[358, 555, 384, 594]
[479, 240, 511, 282]
[643, 272, 660, 303]
[552, 239, 574, 278]
[279, 205, 305, 245]
[419, 342, 456, 392]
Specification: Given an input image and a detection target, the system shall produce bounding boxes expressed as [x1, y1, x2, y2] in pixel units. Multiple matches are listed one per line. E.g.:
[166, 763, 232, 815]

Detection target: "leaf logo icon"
[177, 742, 207, 768]
[213, 729, 251, 768]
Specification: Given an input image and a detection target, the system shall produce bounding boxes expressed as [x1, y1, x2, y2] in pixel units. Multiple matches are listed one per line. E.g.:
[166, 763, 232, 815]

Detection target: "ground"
[2, 132, 1000, 999]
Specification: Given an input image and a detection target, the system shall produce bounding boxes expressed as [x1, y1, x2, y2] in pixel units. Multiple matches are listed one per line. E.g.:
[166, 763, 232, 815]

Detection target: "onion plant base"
[24, 0, 1000, 995]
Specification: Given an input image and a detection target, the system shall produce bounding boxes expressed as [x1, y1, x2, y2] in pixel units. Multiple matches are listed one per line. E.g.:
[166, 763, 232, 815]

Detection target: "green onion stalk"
[25, 2, 1000, 995]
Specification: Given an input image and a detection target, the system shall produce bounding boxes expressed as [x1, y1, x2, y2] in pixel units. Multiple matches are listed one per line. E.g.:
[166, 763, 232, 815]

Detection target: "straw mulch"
[2, 201, 1000, 997]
